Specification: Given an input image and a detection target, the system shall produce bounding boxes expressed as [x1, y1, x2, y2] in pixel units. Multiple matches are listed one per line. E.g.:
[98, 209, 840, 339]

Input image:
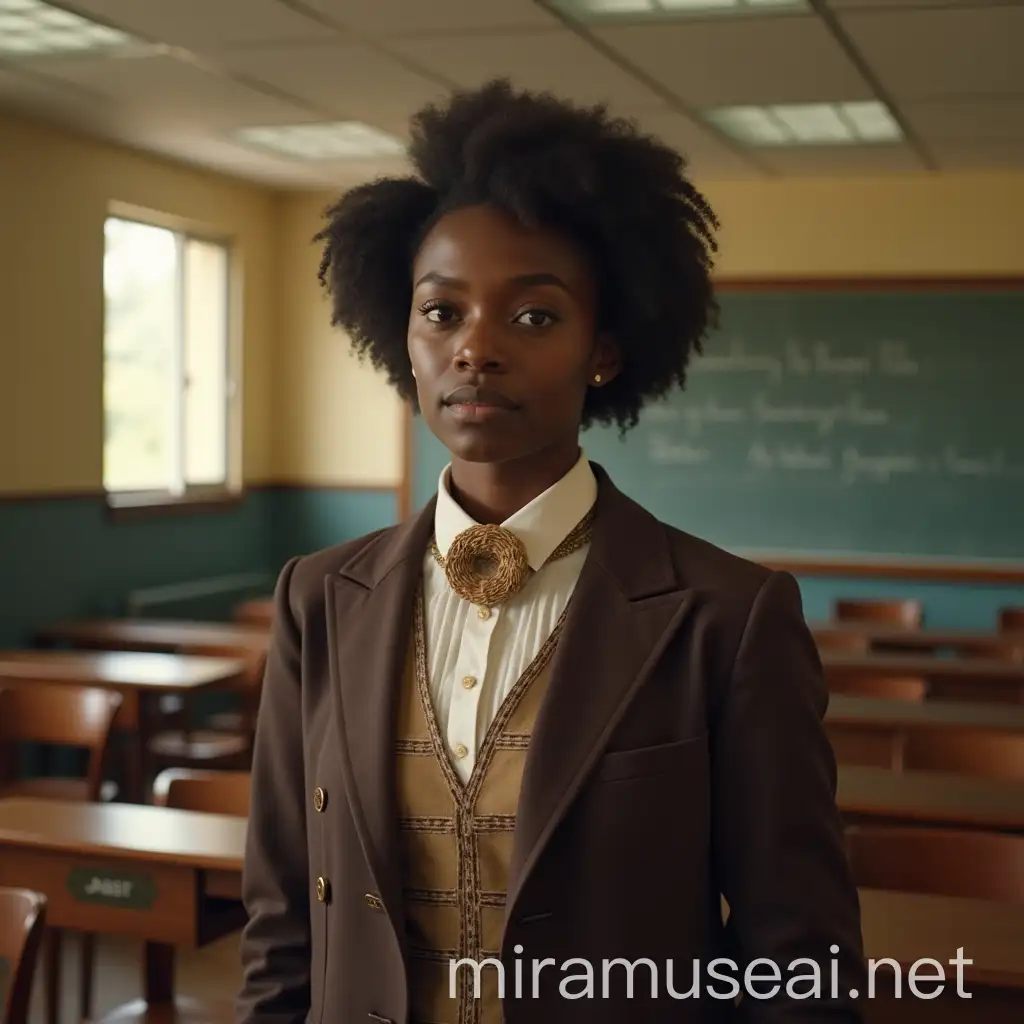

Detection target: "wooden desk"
[0, 651, 248, 802]
[0, 798, 245, 1023]
[837, 765, 1024, 834]
[813, 622, 1024, 654]
[36, 618, 269, 655]
[232, 598, 274, 628]
[859, 888, 1024, 1021]
[1, 798, 1022, 1021]
[821, 651, 1024, 703]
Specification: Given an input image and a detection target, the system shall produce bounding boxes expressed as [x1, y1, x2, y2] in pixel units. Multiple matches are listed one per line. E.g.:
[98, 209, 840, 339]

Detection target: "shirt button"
[477, 606, 491, 620]
[462, 675, 477, 689]
[316, 876, 331, 903]
[454, 743, 468, 760]
[313, 787, 326, 812]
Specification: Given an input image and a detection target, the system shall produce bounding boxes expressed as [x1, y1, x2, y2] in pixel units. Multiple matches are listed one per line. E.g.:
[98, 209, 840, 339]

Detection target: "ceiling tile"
[384, 28, 666, 112]
[902, 96, 1024, 143]
[755, 143, 927, 175]
[60, 0, 340, 49]
[632, 110, 764, 178]
[594, 15, 875, 108]
[16, 53, 316, 130]
[216, 41, 448, 124]
[839, 5, 1024, 98]
[302, 0, 560, 36]
[827, 1, 1013, 8]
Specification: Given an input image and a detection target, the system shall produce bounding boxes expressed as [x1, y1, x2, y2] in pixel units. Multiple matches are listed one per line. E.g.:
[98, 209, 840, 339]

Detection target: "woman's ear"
[589, 332, 621, 387]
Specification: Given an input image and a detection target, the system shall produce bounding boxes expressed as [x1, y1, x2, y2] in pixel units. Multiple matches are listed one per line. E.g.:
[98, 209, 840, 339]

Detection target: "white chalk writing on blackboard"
[695, 339, 921, 379]
[748, 442, 833, 471]
[840, 449, 922, 484]
[753, 393, 889, 434]
[648, 434, 712, 465]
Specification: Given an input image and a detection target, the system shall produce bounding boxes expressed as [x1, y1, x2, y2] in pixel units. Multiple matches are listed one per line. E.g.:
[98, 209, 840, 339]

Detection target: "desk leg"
[143, 942, 175, 1003]
[45, 928, 62, 1024]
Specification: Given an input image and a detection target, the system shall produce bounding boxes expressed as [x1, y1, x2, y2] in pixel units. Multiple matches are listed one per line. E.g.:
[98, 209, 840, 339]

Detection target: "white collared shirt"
[421, 451, 596, 783]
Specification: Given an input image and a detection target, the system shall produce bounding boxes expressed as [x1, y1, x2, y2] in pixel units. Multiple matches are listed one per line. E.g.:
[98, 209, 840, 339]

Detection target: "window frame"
[102, 202, 243, 518]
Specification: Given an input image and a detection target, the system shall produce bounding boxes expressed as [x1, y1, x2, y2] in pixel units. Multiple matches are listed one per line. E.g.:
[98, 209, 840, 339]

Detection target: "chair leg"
[81, 932, 97, 1021]
[45, 927, 62, 1024]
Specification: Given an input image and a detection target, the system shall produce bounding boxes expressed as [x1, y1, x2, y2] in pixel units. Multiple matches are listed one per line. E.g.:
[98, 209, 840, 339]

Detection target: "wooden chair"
[845, 824, 1024, 904]
[0, 684, 122, 1024]
[815, 631, 871, 653]
[144, 645, 265, 780]
[152, 767, 251, 816]
[998, 607, 1024, 633]
[0, 888, 47, 1024]
[828, 675, 928, 701]
[902, 730, 1024, 784]
[833, 599, 923, 629]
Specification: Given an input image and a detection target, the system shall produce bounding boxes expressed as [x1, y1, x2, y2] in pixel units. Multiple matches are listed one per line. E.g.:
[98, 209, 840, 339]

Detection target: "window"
[102, 213, 237, 506]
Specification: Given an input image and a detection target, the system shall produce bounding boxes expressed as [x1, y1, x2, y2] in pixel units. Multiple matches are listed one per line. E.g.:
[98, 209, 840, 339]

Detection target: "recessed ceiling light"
[552, 0, 808, 19]
[705, 101, 903, 145]
[234, 122, 407, 161]
[0, 0, 137, 56]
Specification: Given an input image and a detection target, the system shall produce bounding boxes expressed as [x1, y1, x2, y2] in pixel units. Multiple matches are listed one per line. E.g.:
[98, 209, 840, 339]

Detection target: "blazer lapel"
[506, 467, 696, 917]
[325, 498, 436, 949]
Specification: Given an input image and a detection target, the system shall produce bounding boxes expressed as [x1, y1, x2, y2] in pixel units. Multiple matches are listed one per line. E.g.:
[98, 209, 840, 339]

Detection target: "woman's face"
[408, 203, 618, 467]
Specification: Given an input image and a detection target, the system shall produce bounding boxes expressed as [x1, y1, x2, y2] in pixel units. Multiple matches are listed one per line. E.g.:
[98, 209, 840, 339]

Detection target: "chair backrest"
[998, 607, 1024, 633]
[845, 824, 1024, 904]
[0, 888, 46, 1024]
[0, 685, 122, 799]
[152, 767, 251, 816]
[829, 675, 928, 701]
[954, 639, 1024, 662]
[903, 731, 1024, 784]
[815, 631, 871, 653]
[834, 599, 924, 628]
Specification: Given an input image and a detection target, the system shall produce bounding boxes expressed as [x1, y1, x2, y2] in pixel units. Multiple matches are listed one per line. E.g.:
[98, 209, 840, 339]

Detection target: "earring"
[593, 374, 602, 384]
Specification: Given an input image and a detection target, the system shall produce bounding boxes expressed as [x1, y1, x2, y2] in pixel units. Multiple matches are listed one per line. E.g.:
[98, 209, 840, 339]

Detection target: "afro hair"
[315, 78, 719, 433]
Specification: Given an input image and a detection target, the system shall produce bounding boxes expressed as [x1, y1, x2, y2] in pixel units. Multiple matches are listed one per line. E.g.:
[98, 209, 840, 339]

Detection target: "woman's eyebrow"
[413, 270, 573, 294]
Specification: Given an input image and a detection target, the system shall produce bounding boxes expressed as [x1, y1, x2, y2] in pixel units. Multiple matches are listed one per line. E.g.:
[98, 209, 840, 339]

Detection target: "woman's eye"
[516, 309, 556, 328]
[422, 303, 456, 323]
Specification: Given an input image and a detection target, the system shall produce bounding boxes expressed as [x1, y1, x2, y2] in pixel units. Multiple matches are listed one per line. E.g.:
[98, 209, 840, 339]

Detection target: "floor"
[27, 930, 243, 1022]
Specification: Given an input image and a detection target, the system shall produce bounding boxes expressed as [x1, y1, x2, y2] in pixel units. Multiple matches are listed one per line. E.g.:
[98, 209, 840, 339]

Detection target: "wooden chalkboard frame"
[399, 276, 1024, 584]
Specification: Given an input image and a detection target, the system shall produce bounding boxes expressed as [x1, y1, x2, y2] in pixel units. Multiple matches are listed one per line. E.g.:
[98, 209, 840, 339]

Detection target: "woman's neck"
[448, 442, 581, 524]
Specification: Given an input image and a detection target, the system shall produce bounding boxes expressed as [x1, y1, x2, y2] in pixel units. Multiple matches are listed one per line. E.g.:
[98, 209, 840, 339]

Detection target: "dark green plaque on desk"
[66, 867, 157, 909]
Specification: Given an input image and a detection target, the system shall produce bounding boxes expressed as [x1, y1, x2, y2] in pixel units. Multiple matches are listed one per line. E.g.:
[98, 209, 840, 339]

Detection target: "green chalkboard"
[411, 285, 1024, 563]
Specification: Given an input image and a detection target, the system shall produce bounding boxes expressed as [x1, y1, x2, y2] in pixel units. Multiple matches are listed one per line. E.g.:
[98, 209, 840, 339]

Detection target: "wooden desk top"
[820, 651, 1024, 681]
[837, 765, 1024, 832]
[812, 622, 1024, 651]
[0, 650, 247, 691]
[826, 693, 1024, 732]
[859, 888, 1024, 988]
[36, 618, 269, 653]
[0, 798, 246, 872]
[234, 598, 274, 626]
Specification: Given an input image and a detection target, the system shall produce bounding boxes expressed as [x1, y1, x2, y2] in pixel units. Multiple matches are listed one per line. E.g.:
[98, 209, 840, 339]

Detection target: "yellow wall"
[275, 171, 1024, 489]
[0, 109, 278, 495]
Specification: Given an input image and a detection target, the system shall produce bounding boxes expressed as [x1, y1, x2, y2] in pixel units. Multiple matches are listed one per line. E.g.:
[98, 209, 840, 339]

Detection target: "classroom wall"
[0, 109, 280, 645]
[275, 169, 1024, 627]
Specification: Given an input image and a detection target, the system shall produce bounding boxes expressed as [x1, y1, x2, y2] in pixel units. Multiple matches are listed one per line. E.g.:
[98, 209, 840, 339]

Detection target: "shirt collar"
[434, 450, 597, 571]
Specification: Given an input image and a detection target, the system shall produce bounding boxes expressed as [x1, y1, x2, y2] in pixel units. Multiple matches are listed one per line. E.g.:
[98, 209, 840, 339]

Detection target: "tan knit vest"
[395, 592, 565, 1024]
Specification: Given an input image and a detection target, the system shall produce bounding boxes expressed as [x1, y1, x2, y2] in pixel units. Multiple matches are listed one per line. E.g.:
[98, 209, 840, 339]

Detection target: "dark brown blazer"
[235, 464, 865, 1024]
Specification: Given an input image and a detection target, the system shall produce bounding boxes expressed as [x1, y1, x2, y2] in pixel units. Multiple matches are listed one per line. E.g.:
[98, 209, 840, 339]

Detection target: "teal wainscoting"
[0, 491, 273, 648]
[270, 486, 399, 567]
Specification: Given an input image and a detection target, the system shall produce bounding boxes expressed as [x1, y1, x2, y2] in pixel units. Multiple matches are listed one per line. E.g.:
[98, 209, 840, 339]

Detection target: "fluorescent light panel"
[235, 122, 407, 160]
[706, 102, 903, 145]
[555, 0, 808, 18]
[0, 0, 137, 55]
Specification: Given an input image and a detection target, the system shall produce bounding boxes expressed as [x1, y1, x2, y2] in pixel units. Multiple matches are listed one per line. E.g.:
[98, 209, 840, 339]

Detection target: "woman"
[236, 80, 864, 1024]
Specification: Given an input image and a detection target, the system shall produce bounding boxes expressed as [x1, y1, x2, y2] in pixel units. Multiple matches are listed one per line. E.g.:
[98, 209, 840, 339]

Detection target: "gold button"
[477, 606, 491, 620]
[316, 876, 331, 903]
[313, 787, 326, 812]
[454, 743, 468, 760]
[462, 675, 477, 689]
[364, 892, 384, 911]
